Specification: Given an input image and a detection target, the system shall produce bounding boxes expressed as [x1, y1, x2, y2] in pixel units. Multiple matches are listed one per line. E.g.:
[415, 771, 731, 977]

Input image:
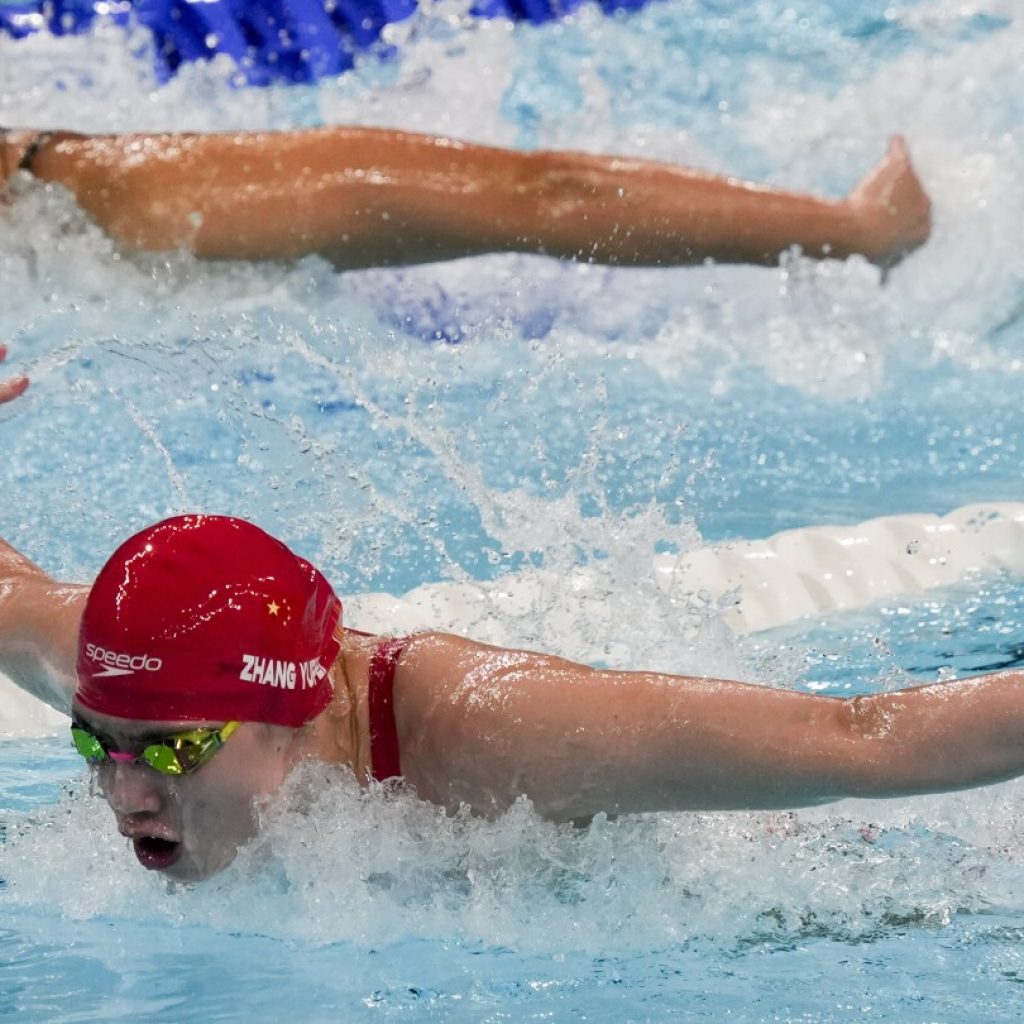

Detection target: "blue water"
[3, 0, 1024, 1019]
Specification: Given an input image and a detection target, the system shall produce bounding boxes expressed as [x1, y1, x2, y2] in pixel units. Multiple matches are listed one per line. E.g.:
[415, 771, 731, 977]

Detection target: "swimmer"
[2, 513, 1024, 882]
[1, 126, 931, 271]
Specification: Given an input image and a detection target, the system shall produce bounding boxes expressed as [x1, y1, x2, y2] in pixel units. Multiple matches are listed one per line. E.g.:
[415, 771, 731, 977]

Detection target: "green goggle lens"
[143, 743, 186, 775]
[71, 727, 107, 763]
[70, 721, 241, 776]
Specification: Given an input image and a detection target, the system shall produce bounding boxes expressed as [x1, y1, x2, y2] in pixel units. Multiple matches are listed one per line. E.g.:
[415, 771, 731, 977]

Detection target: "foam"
[3, 756, 1023, 951]
[5, 500, 1022, 737]
[345, 500, 1024, 637]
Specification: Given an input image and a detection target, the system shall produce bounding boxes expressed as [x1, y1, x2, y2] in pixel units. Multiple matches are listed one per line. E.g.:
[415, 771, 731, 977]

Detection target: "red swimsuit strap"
[367, 636, 406, 781]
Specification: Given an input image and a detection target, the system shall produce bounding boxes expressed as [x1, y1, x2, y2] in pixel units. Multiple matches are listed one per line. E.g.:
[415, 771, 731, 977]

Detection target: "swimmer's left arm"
[393, 632, 861, 819]
[394, 633, 1024, 820]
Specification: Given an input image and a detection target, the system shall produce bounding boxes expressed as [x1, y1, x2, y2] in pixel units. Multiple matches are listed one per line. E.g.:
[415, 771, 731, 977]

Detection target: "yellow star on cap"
[267, 600, 280, 616]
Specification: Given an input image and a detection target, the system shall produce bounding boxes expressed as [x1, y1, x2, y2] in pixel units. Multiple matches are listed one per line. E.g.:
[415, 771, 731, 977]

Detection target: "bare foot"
[0, 344, 29, 406]
[846, 135, 932, 269]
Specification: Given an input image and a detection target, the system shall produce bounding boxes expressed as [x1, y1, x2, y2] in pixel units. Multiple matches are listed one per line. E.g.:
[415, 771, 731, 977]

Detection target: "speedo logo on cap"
[85, 643, 164, 678]
[240, 654, 328, 690]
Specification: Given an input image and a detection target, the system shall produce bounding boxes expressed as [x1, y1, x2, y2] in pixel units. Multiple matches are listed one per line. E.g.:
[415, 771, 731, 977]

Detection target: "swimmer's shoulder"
[391, 631, 558, 702]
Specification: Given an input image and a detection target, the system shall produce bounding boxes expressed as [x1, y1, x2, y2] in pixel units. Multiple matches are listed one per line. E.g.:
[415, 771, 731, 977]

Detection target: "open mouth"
[132, 835, 183, 871]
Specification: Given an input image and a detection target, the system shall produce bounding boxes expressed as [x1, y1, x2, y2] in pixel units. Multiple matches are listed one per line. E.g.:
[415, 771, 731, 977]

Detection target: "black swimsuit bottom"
[1, 129, 54, 172]
[18, 132, 53, 171]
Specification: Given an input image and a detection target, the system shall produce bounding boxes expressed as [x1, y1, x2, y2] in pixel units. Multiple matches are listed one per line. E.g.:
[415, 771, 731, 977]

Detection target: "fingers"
[0, 376, 29, 405]
[0, 344, 29, 406]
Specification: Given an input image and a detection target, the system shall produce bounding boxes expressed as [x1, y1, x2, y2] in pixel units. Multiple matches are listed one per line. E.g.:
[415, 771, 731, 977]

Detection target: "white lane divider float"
[4, 501, 1024, 737]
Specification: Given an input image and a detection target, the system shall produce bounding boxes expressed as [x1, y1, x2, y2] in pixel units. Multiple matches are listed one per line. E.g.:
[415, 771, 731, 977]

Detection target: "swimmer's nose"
[100, 761, 164, 816]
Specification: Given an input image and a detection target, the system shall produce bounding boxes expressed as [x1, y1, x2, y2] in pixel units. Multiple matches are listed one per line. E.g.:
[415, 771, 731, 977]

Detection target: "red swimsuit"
[367, 637, 406, 781]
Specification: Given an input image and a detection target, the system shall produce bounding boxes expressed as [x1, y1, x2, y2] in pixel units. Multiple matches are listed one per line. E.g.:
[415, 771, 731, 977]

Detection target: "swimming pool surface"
[3, 1, 1024, 1020]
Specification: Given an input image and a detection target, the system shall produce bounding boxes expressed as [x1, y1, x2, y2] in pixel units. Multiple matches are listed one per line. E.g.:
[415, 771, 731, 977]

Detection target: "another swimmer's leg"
[843, 135, 932, 270]
[512, 136, 932, 270]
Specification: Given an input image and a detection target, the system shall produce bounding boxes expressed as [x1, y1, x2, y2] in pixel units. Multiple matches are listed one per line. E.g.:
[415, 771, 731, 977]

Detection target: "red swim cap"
[75, 515, 341, 727]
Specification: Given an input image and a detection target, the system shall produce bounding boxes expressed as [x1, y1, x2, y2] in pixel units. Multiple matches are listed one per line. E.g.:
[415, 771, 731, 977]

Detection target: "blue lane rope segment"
[0, 0, 655, 85]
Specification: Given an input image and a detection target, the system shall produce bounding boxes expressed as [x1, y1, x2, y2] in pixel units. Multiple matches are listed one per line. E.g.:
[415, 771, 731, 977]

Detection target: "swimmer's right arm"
[0, 536, 85, 714]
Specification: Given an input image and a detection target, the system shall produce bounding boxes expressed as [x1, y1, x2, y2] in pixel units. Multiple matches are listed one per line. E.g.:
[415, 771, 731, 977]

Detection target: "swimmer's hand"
[846, 134, 932, 270]
[0, 345, 29, 406]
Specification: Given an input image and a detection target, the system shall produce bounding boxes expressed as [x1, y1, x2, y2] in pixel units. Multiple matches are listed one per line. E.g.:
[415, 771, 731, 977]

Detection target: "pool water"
[3, 0, 1024, 1020]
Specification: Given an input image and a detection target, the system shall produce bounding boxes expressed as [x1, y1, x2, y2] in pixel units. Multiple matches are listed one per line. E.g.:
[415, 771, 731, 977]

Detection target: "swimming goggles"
[70, 719, 241, 776]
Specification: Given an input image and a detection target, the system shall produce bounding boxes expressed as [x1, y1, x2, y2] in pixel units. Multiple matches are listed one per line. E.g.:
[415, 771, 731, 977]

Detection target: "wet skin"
[73, 707, 302, 881]
[3, 128, 930, 269]
[0, 345, 28, 405]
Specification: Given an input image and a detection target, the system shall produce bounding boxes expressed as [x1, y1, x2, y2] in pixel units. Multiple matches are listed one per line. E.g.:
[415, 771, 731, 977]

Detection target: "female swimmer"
[2, 513, 1024, 882]
[1, 126, 931, 270]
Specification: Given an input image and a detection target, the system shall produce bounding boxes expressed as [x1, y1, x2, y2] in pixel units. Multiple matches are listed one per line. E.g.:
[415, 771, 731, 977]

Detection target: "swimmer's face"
[71, 707, 300, 882]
